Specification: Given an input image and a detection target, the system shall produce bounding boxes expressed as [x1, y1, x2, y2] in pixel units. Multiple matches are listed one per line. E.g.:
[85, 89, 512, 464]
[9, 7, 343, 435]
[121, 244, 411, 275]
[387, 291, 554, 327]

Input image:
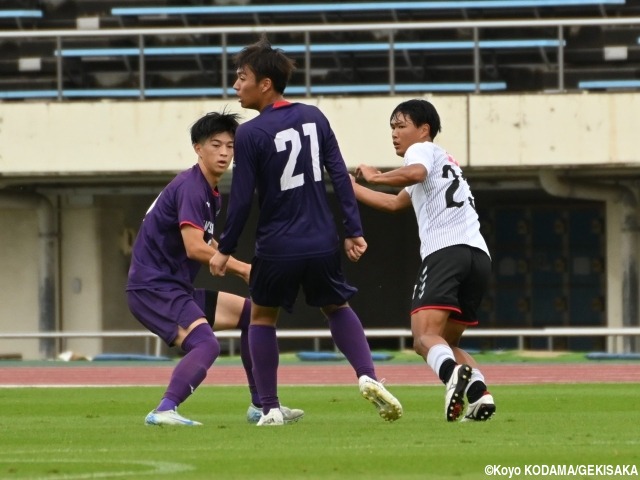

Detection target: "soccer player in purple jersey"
[126, 111, 303, 426]
[353, 99, 496, 422]
[209, 36, 403, 426]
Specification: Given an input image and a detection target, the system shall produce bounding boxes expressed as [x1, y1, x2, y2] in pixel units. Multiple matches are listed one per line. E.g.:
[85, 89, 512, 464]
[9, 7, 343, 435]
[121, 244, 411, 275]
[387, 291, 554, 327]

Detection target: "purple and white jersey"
[404, 142, 489, 260]
[127, 165, 221, 290]
[218, 101, 363, 260]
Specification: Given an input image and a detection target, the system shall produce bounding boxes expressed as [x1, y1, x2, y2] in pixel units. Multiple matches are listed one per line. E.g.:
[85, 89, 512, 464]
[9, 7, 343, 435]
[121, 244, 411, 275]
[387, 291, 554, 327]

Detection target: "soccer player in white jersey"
[352, 99, 496, 422]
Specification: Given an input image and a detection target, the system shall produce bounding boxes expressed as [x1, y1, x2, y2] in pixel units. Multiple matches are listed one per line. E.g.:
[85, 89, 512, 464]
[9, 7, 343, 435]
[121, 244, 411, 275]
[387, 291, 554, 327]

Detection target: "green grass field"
[0, 384, 637, 480]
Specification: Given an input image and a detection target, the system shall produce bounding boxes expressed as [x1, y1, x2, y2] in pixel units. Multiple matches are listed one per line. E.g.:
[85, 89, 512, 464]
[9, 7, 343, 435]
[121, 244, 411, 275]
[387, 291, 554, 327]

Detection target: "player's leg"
[319, 302, 402, 422]
[209, 290, 304, 423]
[305, 253, 374, 379]
[204, 291, 260, 412]
[157, 318, 220, 415]
[450, 247, 495, 421]
[308, 253, 402, 421]
[128, 289, 220, 426]
[321, 303, 376, 379]
[411, 309, 471, 422]
[410, 246, 476, 421]
[442, 321, 486, 402]
[249, 302, 283, 425]
[441, 320, 479, 367]
[247, 256, 300, 426]
[445, 322, 495, 421]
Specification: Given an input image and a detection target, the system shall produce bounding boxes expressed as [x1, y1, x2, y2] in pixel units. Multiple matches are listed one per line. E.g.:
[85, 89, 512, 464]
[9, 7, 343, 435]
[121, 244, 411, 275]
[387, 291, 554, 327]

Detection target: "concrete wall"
[0, 209, 40, 358]
[1, 93, 638, 177]
[470, 94, 640, 166]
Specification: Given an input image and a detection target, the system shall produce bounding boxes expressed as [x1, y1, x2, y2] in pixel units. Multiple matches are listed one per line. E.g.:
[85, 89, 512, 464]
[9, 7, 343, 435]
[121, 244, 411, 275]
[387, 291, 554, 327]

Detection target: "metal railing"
[1, 327, 639, 357]
[1, 17, 640, 100]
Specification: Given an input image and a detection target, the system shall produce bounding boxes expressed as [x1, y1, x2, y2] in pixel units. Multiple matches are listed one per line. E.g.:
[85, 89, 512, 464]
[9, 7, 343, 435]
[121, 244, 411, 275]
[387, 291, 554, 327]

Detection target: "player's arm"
[181, 225, 250, 283]
[356, 163, 427, 188]
[350, 174, 412, 213]
[209, 238, 250, 283]
[216, 127, 256, 258]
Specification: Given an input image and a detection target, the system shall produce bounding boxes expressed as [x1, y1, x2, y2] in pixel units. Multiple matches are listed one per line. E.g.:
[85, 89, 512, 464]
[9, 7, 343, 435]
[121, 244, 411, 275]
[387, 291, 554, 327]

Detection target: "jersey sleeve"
[319, 114, 364, 238]
[175, 181, 206, 232]
[218, 125, 257, 255]
[404, 142, 435, 172]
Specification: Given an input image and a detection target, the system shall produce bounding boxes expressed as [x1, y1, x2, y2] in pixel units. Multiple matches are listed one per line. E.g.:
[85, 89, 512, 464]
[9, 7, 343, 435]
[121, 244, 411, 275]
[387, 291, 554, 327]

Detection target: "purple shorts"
[249, 251, 358, 313]
[127, 288, 208, 346]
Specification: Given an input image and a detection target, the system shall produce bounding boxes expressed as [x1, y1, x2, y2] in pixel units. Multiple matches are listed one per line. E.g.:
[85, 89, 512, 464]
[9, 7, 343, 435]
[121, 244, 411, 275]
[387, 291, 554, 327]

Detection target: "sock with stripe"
[426, 343, 457, 384]
[465, 369, 488, 404]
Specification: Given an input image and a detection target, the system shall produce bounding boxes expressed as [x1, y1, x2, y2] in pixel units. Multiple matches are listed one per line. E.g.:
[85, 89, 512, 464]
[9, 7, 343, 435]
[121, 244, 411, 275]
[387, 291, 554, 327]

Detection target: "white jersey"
[404, 141, 490, 260]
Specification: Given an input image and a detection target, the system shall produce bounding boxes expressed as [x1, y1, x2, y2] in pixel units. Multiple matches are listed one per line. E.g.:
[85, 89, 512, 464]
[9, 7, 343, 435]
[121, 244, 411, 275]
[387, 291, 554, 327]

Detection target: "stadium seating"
[0, 10, 42, 18]
[54, 39, 565, 57]
[110, 1, 626, 17]
[578, 79, 640, 89]
[0, 0, 638, 100]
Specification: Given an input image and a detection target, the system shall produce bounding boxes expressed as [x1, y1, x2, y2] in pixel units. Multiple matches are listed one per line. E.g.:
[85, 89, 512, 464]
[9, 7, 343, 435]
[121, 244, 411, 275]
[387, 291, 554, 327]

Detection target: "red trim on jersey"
[180, 221, 204, 231]
[273, 100, 291, 109]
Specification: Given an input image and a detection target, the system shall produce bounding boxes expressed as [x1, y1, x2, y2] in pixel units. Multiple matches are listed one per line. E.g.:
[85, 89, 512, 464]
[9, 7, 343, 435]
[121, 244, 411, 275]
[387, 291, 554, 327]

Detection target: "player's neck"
[258, 93, 285, 112]
[197, 163, 221, 189]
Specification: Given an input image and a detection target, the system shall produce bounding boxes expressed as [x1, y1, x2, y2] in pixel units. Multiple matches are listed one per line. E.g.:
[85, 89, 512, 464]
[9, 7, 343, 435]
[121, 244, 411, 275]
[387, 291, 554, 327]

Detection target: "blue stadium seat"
[111, 1, 625, 16]
[55, 39, 564, 58]
[0, 10, 43, 18]
[578, 80, 640, 89]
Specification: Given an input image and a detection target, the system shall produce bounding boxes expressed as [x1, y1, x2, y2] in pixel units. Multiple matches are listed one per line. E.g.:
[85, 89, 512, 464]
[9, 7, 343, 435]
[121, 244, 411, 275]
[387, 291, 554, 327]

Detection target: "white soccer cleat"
[445, 364, 472, 422]
[256, 408, 285, 426]
[144, 409, 202, 426]
[462, 393, 496, 422]
[247, 404, 304, 424]
[358, 375, 403, 422]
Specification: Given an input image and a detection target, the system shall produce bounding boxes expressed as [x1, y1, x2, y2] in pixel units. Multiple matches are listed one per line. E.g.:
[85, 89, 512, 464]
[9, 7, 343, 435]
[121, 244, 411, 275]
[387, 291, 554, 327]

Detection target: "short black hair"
[233, 34, 296, 94]
[390, 99, 442, 139]
[190, 110, 241, 145]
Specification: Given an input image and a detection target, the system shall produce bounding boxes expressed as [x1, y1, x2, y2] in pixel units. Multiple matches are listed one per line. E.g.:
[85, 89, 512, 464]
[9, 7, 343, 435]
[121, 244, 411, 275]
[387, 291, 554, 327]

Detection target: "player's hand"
[355, 164, 381, 183]
[209, 252, 230, 277]
[344, 236, 367, 262]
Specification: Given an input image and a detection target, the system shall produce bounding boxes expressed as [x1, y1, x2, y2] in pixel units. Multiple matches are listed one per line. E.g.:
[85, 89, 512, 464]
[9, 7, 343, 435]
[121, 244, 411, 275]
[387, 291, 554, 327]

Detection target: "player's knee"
[182, 323, 221, 366]
[320, 303, 348, 317]
[201, 334, 221, 367]
[412, 338, 427, 357]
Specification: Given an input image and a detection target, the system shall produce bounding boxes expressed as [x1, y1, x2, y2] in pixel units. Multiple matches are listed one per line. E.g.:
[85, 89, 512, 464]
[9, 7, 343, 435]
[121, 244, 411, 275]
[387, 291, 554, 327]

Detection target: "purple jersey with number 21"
[218, 101, 362, 259]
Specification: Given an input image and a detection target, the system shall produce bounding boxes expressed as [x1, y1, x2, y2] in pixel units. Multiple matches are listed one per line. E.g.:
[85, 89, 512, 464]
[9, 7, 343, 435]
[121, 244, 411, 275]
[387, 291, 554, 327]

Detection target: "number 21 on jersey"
[275, 123, 322, 191]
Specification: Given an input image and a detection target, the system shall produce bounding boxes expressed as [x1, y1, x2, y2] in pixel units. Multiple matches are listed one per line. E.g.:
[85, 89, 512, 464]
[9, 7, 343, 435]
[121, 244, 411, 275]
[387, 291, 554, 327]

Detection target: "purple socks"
[248, 324, 280, 413]
[157, 323, 220, 411]
[237, 299, 260, 406]
[327, 307, 376, 380]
